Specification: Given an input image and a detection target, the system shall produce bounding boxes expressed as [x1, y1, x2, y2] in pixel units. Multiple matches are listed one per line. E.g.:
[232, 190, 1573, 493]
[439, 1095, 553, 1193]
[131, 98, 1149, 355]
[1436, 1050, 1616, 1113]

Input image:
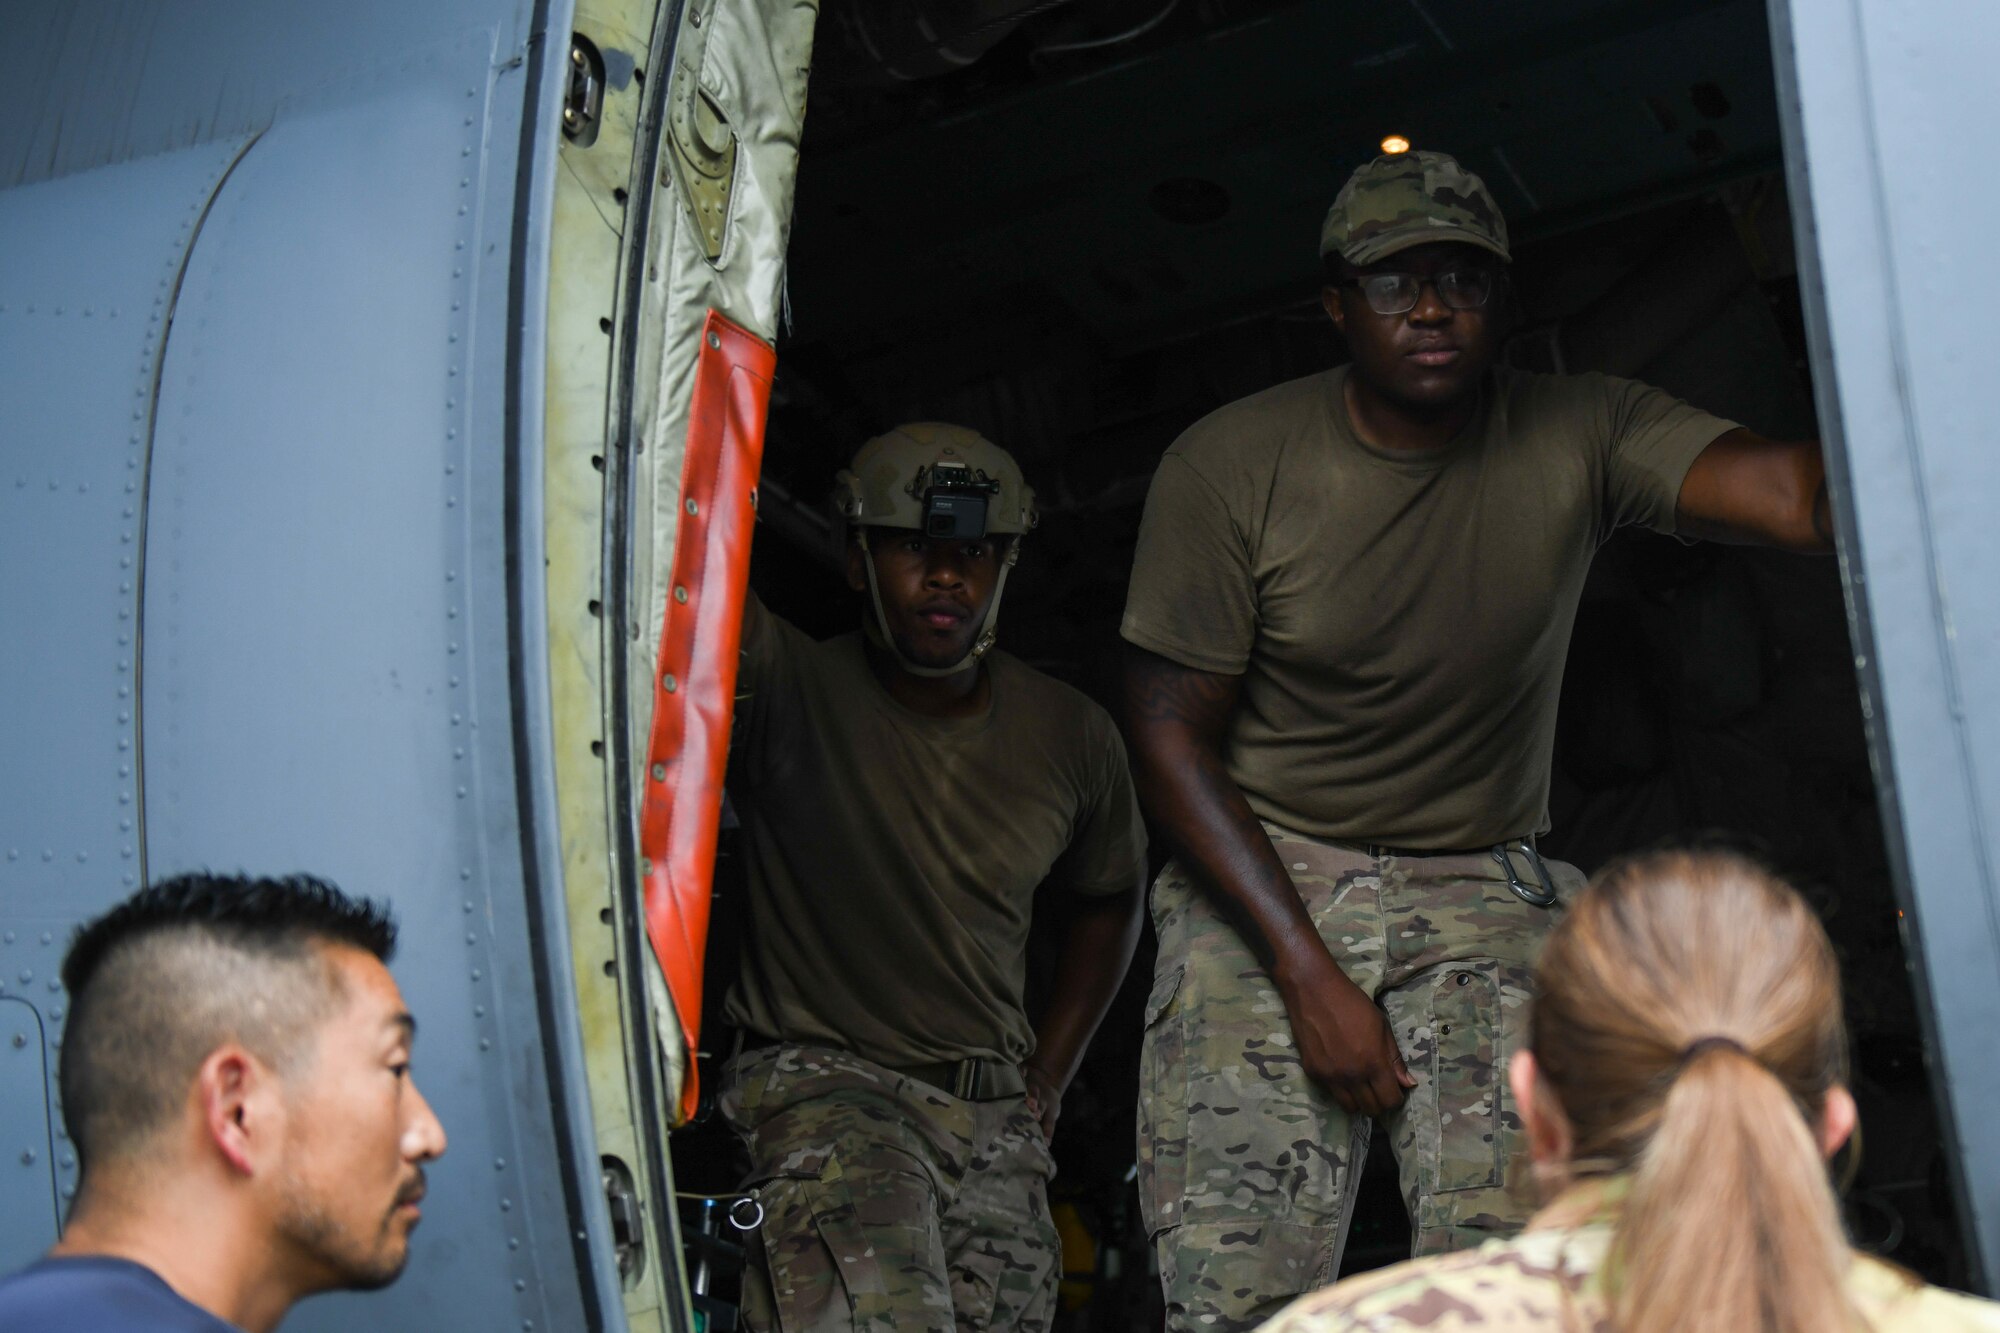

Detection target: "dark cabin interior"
[673, 2, 1970, 1325]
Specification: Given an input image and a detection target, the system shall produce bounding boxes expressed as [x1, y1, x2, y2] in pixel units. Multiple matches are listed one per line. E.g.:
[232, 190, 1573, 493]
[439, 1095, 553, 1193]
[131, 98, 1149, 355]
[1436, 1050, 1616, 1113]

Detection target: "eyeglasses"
[1339, 268, 1496, 315]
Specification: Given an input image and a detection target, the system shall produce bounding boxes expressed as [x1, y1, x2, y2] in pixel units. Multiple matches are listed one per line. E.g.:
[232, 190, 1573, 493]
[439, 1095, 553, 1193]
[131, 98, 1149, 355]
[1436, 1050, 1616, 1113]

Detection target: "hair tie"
[1677, 1034, 1749, 1068]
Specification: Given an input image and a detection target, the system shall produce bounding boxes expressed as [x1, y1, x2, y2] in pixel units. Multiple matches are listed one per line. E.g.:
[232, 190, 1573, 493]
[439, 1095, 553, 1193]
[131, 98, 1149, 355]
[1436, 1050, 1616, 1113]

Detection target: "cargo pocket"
[745, 1152, 893, 1332]
[1431, 964, 1501, 1193]
[1136, 963, 1187, 1237]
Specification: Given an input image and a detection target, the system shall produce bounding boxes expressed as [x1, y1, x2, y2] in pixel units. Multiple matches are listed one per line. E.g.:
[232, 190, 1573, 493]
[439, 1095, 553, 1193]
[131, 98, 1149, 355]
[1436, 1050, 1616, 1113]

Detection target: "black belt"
[1334, 838, 1493, 859]
[1329, 835, 1561, 908]
[734, 1035, 1025, 1101]
[895, 1057, 1025, 1101]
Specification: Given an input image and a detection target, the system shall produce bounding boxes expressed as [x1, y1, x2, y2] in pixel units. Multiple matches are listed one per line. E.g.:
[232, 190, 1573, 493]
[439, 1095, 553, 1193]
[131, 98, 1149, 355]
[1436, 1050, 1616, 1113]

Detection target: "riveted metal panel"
[542, 0, 692, 1325]
[0, 0, 636, 1327]
[0, 3, 524, 190]
[0, 138, 254, 1252]
[1770, 0, 2000, 1291]
[0, 997, 59, 1271]
[132, 21, 615, 1333]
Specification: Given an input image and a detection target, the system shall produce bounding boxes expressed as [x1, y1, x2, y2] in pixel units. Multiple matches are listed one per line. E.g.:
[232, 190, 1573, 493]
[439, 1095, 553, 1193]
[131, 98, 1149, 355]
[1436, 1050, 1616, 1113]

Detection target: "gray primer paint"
[1771, 0, 2000, 1292]
[0, 130, 256, 1249]
[0, 2, 627, 1329]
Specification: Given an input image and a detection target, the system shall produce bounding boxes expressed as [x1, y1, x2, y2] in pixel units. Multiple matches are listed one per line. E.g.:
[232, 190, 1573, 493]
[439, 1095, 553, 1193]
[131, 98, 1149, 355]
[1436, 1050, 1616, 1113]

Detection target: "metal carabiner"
[1492, 839, 1560, 908]
[727, 1194, 765, 1232]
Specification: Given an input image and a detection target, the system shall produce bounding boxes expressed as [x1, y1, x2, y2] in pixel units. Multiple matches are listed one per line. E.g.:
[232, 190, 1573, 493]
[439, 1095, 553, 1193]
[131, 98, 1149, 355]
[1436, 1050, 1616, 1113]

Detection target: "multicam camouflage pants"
[719, 1043, 1060, 1333]
[1138, 825, 1578, 1333]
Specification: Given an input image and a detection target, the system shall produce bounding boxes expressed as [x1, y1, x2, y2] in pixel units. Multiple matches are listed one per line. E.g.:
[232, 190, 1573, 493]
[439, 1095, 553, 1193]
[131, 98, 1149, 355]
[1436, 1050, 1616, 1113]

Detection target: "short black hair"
[61, 873, 394, 995]
[59, 873, 397, 1174]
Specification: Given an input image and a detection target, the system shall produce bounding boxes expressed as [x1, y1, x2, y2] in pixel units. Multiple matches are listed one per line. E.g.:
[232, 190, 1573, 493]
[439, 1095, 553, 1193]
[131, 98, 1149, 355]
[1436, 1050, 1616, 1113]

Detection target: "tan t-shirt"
[721, 596, 1147, 1068]
[1120, 365, 1734, 848]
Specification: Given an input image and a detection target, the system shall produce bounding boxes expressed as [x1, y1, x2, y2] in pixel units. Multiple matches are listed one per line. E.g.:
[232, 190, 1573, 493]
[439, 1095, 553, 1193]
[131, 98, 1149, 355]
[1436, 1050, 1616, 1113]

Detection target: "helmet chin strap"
[856, 528, 1018, 679]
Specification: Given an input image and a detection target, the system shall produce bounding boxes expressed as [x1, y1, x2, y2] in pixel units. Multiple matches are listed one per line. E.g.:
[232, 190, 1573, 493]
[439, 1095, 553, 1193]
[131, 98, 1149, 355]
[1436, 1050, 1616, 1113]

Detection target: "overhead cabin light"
[1380, 135, 1412, 155]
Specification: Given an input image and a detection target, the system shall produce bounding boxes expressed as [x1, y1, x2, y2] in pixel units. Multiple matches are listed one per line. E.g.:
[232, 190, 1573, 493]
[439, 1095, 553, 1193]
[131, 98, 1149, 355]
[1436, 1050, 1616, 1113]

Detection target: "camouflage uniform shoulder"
[1852, 1255, 2000, 1332]
[1258, 1228, 1604, 1332]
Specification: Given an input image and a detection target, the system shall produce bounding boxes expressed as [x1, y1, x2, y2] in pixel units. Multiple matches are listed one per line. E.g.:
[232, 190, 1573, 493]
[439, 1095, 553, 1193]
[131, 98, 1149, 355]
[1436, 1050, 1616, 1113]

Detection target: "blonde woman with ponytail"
[1257, 847, 2000, 1333]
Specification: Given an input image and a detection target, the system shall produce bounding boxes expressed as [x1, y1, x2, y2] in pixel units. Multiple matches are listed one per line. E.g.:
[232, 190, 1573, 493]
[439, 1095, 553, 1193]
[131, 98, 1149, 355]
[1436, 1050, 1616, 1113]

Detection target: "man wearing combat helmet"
[1119, 149, 1830, 1331]
[718, 423, 1148, 1332]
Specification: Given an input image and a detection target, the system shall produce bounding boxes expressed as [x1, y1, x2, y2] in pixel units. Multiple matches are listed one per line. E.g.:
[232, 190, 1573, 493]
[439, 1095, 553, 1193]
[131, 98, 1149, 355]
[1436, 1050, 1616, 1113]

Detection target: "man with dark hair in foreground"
[0, 873, 447, 1333]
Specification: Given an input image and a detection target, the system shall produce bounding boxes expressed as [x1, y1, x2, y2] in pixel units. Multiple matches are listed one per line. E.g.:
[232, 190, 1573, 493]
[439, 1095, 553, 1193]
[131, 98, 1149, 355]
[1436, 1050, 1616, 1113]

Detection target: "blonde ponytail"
[1530, 849, 1863, 1333]
[1616, 1044, 1855, 1333]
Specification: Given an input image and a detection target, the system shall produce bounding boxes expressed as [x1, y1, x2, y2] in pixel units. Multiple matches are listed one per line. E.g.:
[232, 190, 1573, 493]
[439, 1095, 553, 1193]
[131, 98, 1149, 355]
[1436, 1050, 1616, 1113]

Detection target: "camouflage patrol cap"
[1320, 150, 1511, 265]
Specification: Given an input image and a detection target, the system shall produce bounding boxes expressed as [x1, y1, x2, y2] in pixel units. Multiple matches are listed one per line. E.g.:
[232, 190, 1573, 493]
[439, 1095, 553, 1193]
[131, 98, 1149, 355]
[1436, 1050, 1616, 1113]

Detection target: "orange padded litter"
[639, 310, 775, 1126]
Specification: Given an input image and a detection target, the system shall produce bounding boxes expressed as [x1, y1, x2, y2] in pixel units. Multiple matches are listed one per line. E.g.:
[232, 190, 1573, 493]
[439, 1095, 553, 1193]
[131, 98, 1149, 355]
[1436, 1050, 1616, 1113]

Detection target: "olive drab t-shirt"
[1120, 365, 1736, 849]
[721, 596, 1147, 1069]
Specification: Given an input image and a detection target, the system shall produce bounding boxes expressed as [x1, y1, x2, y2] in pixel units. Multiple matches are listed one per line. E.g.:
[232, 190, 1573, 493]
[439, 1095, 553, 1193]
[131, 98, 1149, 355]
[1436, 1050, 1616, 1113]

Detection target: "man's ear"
[1320, 284, 1346, 336]
[196, 1044, 278, 1177]
[1508, 1048, 1572, 1167]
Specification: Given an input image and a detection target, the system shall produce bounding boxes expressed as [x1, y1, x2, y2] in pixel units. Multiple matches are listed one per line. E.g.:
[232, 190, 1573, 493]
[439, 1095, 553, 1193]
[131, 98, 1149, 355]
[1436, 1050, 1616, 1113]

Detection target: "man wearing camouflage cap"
[1118, 150, 1830, 1331]
[717, 423, 1148, 1332]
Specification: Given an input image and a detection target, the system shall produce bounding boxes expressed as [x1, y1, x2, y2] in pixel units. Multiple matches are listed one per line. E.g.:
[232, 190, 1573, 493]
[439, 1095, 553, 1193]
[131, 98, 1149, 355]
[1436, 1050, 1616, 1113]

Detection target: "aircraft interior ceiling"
[671, 0, 1976, 1323]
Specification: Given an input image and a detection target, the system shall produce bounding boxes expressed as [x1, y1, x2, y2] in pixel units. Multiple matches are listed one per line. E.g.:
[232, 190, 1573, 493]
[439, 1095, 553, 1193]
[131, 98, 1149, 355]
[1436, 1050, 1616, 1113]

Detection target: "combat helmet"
[832, 423, 1039, 677]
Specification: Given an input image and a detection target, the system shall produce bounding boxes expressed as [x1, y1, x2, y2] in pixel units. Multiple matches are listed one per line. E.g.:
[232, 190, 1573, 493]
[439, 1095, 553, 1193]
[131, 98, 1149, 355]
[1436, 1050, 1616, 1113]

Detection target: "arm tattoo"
[1122, 648, 1237, 731]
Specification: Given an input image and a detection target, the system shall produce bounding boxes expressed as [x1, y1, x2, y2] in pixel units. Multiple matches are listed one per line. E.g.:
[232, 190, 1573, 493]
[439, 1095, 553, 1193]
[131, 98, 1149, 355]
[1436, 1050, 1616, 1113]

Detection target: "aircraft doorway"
[667, 1, 1978, 1325]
